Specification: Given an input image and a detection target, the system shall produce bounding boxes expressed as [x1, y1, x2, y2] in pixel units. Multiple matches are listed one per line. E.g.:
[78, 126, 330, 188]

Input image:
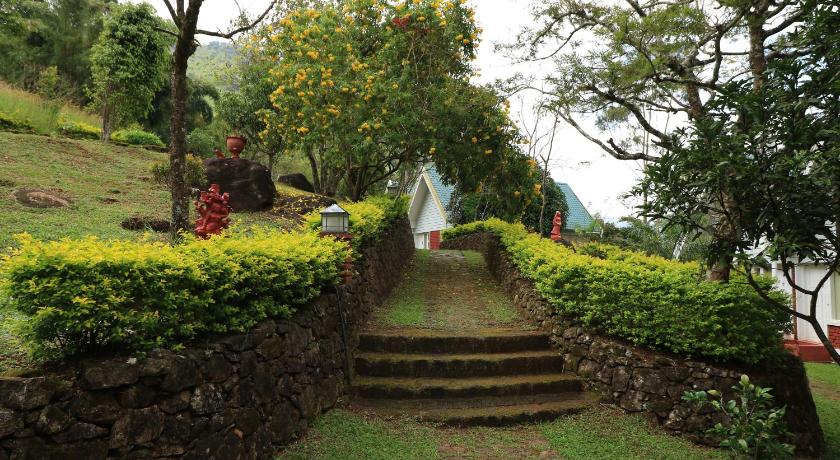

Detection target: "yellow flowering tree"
[249, 0, 535, 204]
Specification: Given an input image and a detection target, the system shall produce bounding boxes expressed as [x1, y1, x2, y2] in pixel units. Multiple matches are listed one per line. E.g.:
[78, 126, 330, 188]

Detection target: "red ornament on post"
[550, 211, 564, 242]
[194, 184, 231, 239]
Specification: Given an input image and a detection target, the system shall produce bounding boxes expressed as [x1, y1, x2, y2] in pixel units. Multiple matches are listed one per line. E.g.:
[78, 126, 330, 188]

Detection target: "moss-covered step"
[353, 373, 583, 399]
[358, 329, 551, 354]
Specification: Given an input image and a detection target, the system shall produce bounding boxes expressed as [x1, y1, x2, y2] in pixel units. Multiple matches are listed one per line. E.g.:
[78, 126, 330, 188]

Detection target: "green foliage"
[187, 127, 220, 157]
[255, 0, 534, 200]
[151, 154, 206, 189]
[443, 219, 790, 364]
[143, 78, 220, 144]
[0, 194, 403, 359]
[0, 112, 35, 133]
[88, 3, 171, 135]
[111, 129, 165, 147]
[598, 217, 710, 262]
[57, 119, 100, 140]
[1, 231, 347, 359]
[683, 375, 794, 459]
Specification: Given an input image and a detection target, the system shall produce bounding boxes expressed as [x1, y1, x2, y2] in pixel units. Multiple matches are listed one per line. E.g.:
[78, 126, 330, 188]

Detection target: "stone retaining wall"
[0, 218, 414, 459]
[442, 232, 824, 456]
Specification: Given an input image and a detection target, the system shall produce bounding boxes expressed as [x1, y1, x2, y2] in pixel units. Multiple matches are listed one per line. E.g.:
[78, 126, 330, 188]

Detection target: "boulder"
[277, 173, 315, 193]
[13, 188, 72, 208]
[204, 158, 276, 212]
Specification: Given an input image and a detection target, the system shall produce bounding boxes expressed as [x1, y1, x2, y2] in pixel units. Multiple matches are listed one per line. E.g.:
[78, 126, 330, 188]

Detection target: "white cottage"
[407, 165, 454, 250]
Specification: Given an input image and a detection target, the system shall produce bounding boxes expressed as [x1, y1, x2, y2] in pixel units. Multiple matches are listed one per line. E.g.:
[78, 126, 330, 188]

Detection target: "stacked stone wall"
[0, 218, 414, 459]
[442, 232, 823, 456]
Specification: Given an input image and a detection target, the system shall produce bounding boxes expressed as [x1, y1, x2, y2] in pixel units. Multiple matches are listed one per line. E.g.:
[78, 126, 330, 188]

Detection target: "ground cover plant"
[443, 219, 790, 364]
[111, 129, 165, 147]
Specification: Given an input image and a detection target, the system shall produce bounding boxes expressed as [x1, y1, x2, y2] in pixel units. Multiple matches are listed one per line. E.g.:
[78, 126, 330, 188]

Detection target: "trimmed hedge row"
[1, 196, 408, 359]
[443, 219, 790, 364]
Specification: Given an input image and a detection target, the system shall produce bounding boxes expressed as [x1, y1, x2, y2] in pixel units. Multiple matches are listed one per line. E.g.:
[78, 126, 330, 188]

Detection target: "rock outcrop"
[204, 158, 276, 212]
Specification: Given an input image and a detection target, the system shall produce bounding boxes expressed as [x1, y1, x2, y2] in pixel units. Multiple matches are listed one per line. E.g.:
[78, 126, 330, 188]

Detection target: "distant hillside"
[188, 41, 239, 90]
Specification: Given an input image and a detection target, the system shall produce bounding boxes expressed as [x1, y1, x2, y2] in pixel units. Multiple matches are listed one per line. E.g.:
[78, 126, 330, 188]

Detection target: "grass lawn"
[277, 407, 724, 460]
[805, 363, 840, 459]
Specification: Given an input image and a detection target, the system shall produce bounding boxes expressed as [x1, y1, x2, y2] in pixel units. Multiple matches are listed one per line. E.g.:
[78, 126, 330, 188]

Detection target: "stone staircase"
[351, 329, 594, 426]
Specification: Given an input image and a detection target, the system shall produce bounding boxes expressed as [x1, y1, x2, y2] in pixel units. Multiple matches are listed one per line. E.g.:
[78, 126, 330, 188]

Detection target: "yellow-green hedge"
[57, 120, 100, 140]
[444, 219, 789, 364]
[304, 195, 410, 251]
[1, 196, 408, 359]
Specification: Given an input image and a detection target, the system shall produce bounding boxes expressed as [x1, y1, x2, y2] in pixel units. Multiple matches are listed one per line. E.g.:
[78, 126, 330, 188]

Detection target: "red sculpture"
[214, 147, 226, 159]
[550, 211, 564, 242]
[194, 184, 231, 239]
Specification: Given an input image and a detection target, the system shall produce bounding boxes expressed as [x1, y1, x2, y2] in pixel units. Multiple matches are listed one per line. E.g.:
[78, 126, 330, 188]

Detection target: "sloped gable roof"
[425, 164, 455, 210]
[557, 182, 594, 231]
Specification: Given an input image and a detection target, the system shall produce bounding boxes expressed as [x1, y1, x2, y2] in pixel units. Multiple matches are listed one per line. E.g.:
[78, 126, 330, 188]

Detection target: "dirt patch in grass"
[370, 250, 531, 331]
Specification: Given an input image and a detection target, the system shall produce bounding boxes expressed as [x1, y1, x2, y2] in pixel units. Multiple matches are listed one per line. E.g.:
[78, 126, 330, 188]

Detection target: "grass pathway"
[280, 250, 725, 459]
[370, 250, 532, 331]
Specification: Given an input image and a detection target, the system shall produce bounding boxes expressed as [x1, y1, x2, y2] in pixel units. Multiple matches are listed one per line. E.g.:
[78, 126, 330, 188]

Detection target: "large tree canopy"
[253, 0, 536, 203]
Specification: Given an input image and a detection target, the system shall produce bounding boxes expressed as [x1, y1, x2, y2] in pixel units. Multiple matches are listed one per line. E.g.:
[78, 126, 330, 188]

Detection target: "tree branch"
[196, 0, 278, 39]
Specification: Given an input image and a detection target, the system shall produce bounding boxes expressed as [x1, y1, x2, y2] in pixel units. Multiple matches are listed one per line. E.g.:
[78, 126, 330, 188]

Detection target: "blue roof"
[557, 182, 594, 231]
[425, 164, 455, 210]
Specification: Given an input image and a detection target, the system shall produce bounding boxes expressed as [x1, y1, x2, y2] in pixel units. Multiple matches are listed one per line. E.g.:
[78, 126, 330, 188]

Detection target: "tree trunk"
[101, 105, 113, 142]
[168, 18, 200, 240]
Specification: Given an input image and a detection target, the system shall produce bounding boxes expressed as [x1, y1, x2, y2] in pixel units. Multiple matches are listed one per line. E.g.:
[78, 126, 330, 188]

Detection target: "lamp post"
[319, 204, 353, 285]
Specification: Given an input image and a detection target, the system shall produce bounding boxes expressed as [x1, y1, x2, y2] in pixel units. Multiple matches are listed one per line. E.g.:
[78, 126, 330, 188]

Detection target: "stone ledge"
[0, 218, 414, 459]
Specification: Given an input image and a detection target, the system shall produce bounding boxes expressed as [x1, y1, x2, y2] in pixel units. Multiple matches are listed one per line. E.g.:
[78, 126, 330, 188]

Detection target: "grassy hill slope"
[0, 132, 171, 247]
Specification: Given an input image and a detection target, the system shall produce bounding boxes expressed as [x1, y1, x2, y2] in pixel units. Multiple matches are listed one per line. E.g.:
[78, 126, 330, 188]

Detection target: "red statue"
[550, 211, 564, 242]
[194, 184, 231, 239]
[213, 147, 226, 159]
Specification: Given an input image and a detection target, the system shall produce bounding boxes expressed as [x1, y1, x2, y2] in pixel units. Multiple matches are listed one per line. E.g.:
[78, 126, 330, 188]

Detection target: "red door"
[429, 230, 441, 250]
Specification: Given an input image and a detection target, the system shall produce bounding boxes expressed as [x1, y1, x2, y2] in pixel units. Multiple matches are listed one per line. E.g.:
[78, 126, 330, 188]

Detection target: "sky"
[140, 0, 642, 220]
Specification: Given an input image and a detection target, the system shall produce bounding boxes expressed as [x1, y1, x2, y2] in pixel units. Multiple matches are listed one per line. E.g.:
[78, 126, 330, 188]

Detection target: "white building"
[407, 165, 454, 250]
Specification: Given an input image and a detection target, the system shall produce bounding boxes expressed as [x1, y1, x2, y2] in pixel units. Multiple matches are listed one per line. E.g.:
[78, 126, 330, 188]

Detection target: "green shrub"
[187, 127, 219, 157]
[0, 111, 35, 133]
[304, 195, 410, 251]
[1, 231, 347, 358]
[1, 195, 404, 359]
[443, 219, 790, 364]
[683, 375, 794, 459]
[112, 129, 165, 147]
[57, 120, 100, 140]
[151, 154, 206, 188]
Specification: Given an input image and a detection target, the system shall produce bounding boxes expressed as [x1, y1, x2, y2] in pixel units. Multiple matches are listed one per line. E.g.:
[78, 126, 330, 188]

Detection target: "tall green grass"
[0, 81, 100, 134]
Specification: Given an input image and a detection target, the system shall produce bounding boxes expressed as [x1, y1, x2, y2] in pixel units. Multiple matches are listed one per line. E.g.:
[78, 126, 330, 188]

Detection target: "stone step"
[355, 351, 563, 378]
[351, 393, 595, 426]
[358, 329, 550, 354]
[352, 373, 582, 399]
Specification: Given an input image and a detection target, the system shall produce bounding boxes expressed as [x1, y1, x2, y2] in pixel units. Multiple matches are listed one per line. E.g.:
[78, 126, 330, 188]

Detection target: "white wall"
[771, 263, 839, 343]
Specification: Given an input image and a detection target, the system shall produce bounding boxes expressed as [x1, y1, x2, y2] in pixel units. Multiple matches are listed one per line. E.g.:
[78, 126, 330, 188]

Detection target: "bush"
[1, 231, 347, 358]
[1, 195, 404, 359]
[57, 120, 100, 140]
[151, 154, 206, 189]
[187, 127, 219, 157]
[683, 375, 794, 459]
[443, 219, 790, 364]
[0, 111, 35, 133]
[112, 129, 165, 147]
